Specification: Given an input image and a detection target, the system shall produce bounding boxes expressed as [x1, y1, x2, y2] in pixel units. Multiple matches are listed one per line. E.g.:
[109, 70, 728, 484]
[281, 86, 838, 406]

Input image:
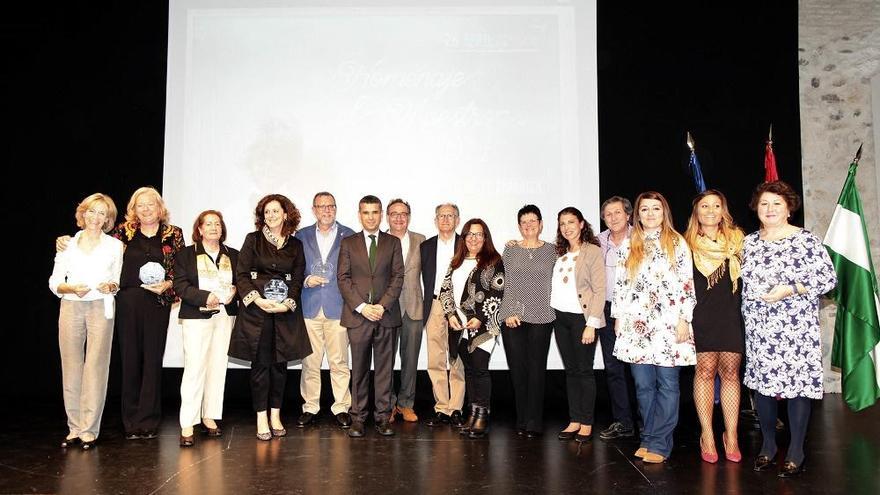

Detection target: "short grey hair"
[434, 203, 460, 217]
[601, 196, 633, 216]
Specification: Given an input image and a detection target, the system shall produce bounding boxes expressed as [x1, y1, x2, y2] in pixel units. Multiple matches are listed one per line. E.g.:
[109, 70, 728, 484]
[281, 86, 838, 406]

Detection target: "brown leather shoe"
[399, 407, 418, 422]
[642, 452, 666, 463]
[179, 435, 194, 447]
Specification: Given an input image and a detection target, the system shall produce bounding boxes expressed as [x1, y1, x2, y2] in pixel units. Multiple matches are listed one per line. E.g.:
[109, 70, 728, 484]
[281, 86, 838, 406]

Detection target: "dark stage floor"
[1, 393, 878, 495]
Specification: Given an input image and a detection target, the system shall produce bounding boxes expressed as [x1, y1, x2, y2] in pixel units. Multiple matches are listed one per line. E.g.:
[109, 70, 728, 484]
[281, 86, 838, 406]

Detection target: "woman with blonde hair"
[49, 193, 123, 449]
[56, 187, 184, 440]
[113, 187, 185, 439]
[612, 191, 696, 463]
[683, 189, 745, 463]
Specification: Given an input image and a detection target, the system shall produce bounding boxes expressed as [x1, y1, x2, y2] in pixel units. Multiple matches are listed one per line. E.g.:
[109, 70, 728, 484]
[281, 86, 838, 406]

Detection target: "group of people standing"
[50, 181, 835, 478]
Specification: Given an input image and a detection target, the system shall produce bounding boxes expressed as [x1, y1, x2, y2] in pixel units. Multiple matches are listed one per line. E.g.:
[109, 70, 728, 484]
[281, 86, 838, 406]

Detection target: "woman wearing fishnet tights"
[684, 190, 745, 463]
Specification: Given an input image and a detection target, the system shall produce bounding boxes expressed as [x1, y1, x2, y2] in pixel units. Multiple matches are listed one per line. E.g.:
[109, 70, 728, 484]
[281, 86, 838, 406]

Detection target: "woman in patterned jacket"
[440, 218, 504, 439]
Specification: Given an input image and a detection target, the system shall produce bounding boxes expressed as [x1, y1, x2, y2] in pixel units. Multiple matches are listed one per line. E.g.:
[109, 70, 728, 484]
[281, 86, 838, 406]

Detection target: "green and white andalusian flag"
[824, 158, 880, 412]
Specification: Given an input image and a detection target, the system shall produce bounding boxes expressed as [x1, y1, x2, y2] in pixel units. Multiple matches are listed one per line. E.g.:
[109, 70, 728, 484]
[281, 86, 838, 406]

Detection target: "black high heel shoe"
[778, 460, 805, 478]
[81, 439, 96, 450]
[61, 437, 81, 448]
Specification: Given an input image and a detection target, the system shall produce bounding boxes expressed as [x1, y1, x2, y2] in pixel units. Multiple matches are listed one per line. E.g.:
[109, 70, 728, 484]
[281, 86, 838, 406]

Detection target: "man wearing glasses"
[420, 203, 465, 427]
[294, 192, 355, 429]
[385, 199, 426, 423]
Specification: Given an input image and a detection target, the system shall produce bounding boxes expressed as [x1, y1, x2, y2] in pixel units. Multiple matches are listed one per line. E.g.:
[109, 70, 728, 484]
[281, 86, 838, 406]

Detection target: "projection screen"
[163, 0, 599, 369]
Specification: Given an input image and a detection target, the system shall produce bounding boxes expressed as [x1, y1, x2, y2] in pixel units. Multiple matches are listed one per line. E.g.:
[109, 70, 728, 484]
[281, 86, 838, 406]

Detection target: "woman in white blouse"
[612, 191, 696, 463]
[551, 207, 605, 443]
[49, 193, 123, 450]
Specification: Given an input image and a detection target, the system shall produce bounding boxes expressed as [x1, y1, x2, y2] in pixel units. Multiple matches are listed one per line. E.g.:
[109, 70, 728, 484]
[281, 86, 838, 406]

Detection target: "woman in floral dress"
[741, 181, 836, 478]
[612, 191, 696, 463]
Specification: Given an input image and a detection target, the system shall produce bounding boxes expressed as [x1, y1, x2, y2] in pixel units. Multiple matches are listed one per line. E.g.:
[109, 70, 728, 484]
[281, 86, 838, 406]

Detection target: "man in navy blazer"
[294, 192, 356, 429]
[338, 195, 404, 437]
[420, 203, 465, 427]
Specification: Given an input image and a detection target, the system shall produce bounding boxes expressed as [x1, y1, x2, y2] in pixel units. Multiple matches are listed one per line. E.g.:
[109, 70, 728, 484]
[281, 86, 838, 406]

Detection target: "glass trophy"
[264, 278, 289, 303]
[139, 262, 166, 286]
[215, 282, 235, 304]
[311, 260, 334, 286]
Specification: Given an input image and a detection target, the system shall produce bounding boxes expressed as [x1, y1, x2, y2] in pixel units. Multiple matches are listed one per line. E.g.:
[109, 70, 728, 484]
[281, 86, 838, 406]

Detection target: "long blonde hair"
[684, 189, 742, 249]
[625, 191, 681, 280]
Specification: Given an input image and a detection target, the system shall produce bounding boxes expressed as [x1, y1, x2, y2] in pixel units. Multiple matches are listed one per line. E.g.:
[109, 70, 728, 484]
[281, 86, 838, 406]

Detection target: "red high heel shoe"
[700, 437, 718, 464]
[722, 432, 742, 463]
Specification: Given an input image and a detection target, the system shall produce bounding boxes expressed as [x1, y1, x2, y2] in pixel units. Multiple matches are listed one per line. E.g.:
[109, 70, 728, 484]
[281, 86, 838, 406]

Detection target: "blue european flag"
[689, 150, 707, 193]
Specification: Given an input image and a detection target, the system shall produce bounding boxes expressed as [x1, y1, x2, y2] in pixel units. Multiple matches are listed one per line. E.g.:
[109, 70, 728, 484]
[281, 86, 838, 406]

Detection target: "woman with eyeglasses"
[439, 219, 504, 438]
[498, 204, 557, 437]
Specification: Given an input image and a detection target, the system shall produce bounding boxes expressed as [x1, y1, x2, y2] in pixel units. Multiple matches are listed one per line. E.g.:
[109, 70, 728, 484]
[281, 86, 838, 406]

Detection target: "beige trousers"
[301, 309, 352, 415]
[425, 299, 465, 414]
[58, 299, 114, 442]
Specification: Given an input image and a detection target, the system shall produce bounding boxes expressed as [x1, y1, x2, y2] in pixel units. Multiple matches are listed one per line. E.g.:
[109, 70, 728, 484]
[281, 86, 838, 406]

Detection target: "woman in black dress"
[229, 194, 312, 440]
[683, 189, 745, 463]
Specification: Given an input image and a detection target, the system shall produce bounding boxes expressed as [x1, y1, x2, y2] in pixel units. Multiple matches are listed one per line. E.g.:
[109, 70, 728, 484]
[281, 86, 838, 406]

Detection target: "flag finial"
[768, 124, 773, 144]
[854, 143, 863, 164]
[686, 131, 695, 151]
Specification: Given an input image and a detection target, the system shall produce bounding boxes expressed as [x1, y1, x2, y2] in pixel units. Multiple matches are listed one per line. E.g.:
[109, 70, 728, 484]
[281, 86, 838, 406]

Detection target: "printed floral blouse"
[112, 221, 185, 305]
[611, 230, 697, 366]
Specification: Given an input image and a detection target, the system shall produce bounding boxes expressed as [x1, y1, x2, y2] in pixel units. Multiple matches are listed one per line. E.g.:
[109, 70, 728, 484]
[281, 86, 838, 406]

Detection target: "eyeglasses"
[436, 214, 458, 220]
[389, 212, 409, 219]
[465, 232, 485, 239]
[314, 204, 337, 211]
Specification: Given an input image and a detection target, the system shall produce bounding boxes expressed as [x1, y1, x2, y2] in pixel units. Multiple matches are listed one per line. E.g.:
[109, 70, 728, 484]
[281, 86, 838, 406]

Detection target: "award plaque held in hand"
[311, 260, 334, 286]
[139, 262, 166, 285]
[264, 278, 289, 303]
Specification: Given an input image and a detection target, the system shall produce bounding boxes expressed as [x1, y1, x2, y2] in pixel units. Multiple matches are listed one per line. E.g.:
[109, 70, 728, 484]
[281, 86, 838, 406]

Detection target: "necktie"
[368, 234, 377, 303]
[368, 234, 377, 270]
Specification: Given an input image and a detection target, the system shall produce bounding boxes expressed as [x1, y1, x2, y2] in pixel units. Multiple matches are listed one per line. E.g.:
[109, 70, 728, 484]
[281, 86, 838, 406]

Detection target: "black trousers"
[458, 340, 492, 409]
[554, 310, 598, 424]
[501, 321, 553, 432]
[116, 288, 170, 433]
[348, 321, 396, 423]
[251, 316, 286, 412]
[596, 302, 635, 428]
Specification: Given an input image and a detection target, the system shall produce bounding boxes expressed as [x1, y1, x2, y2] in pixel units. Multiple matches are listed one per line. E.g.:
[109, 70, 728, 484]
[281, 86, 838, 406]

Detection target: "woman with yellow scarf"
[684, 190, 745, 464]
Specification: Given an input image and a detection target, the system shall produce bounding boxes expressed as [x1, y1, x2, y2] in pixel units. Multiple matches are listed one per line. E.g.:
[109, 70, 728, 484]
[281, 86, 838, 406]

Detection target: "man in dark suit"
[338, 195, 405, 437]
[419, 203, 465, 427]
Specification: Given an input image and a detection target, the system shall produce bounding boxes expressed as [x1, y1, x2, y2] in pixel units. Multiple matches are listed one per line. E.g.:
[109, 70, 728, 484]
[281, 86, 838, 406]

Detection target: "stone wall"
[799, 0, 880, 392]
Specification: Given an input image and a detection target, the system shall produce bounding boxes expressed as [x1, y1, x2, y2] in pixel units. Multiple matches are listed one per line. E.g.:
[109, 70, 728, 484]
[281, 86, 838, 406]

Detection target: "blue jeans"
[630, 364, 680, 458]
